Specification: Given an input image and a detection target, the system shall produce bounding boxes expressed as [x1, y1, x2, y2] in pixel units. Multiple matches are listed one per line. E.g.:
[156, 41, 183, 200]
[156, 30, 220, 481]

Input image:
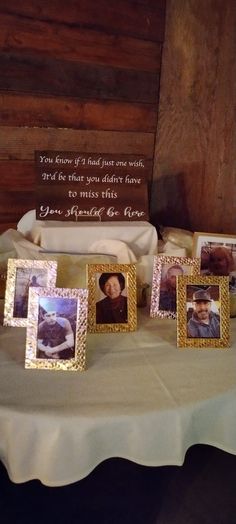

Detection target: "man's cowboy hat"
[192, 289, 212, 302]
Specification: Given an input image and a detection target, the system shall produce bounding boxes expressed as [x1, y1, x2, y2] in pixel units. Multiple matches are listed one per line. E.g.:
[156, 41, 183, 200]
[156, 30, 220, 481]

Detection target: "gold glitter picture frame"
[25, 286, 88, 371]
[3, 258, 57, 327]
[87, 263, 137, 333]
[150, 255, 200, 320]
[176, 275, 230, 348]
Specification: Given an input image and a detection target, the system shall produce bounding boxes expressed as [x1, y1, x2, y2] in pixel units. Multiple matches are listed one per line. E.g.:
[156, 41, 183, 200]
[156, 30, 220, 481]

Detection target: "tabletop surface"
[0, 304, 236, 486]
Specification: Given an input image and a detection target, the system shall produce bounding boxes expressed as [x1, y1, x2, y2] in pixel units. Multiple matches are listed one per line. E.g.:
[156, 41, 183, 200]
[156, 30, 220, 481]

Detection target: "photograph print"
[177, 275, 230, 348]
[96, 271, 128, 325]
[4, 259, 57, 327]
[37, 295, 77, 360]
[25, 286, 88, 371]
[150, 255, 200, 319]
[193, 232, 236, 291]
[186, 285, 221, 339]
[87, 263, 137, 333]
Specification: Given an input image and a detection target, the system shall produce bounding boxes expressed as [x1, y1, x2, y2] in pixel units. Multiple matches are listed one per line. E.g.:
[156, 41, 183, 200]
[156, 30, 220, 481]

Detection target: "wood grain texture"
[0, 191, 35, 227]
[0, 1, 166, 232]
[0, 53, 159, 103]
[0, 94, 158, 132]
[0, 13, 162, 72]
[0, 127, 155, 160]
[0, 163, 35, 230]
[0, 161, 35, 189]
[151, 0, 236, 234]
[0, 0, 166, 41]
[0, 223, 17, 233]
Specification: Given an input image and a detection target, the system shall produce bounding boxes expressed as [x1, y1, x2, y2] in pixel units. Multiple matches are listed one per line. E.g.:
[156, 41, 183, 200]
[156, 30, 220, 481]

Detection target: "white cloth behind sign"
[16, 210, 158, 285]
[0, 229, 117, 289]
[20, 212, 157, 259]
[88, 239, 137, 264]
[17, 209, 36, 236]
[0, 229, 155, 292]
[159, 226, 194, 257]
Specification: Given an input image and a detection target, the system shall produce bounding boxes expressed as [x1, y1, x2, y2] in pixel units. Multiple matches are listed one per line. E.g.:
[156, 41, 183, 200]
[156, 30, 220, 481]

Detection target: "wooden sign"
[35, 151, 150, 222]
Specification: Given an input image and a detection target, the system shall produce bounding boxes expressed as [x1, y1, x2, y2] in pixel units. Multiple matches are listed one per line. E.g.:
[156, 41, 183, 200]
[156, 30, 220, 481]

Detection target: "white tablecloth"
[0, 305, 236, 486]
[28, 220, 158, 259]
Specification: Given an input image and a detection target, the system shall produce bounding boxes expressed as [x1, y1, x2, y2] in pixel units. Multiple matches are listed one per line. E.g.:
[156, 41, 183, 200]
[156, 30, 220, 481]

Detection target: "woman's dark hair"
[98, 272, 125, 293]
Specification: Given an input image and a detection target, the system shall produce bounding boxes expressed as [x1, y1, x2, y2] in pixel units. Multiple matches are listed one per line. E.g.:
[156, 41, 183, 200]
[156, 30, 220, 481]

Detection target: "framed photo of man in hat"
[25, 286, 88, 371]
[176, 275, 230, 348]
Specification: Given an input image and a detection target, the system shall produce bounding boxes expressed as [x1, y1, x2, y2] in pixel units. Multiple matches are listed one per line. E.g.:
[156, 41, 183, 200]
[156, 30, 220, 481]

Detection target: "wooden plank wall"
[151, 0, 236, 234]
[0, 0, 166, 233]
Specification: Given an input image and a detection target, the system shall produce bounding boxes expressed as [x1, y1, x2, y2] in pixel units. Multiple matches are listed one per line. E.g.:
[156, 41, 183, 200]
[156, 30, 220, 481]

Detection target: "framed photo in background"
[150, 255, 200, 319]
[193, 232, 236, 291]
[3, 259, 57, 327]
[25, 286, 88, 371]
[87, 263, 137, 333]
[176, 275, 230, 348]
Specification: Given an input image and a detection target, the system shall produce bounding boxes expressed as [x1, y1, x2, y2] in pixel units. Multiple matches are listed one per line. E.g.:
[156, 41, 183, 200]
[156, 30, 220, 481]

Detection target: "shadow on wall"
[150, 172, 191, 231]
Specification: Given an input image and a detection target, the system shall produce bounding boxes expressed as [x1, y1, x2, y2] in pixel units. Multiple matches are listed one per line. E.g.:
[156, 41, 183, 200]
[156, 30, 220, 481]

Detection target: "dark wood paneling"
[0, 94, 158, 132]
[0, 222, 17, 233]
[0, 53, 159, 103]
[0, 1, 166, 232]
[0, 0, 166, 41]
[0, 191, 35, 229]
[0, 162, 35, 230]
[151, 0, 236, 234]
[0, 128, 155, 161]
[0, 161, 35, 189]
[0, 13, 162, 72]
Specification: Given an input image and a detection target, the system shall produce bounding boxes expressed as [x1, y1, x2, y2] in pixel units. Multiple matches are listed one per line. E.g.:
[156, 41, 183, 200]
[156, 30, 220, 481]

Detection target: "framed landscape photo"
[176, 275, 230, 348]
[25, 286, 88, 371]
[150, 255, 200, 319]
[87, 263, 137, 333]
[3, 259, 57, 327]
[193, 232, 236, 291]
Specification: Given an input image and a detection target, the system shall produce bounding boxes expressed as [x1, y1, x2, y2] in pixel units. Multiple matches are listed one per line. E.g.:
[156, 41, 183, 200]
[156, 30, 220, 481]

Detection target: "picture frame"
[150, 255, 201, 319]
[87, 263, 137, 333]
[192, 232, 236, 291]
[3, 259, 57, 327]
[25, 286, 88, 371]
[176, 274, 230, 348]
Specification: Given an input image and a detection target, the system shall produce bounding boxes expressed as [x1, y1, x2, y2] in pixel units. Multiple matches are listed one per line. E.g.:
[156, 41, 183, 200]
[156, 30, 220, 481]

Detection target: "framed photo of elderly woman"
[192, 232, 236, 291]
[150, 255, 200, 319]
[176, 275, 230, 348]
[3, 258, 57, 327]
[25, 286, 88, 371]
[87, 263, 137, 333]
